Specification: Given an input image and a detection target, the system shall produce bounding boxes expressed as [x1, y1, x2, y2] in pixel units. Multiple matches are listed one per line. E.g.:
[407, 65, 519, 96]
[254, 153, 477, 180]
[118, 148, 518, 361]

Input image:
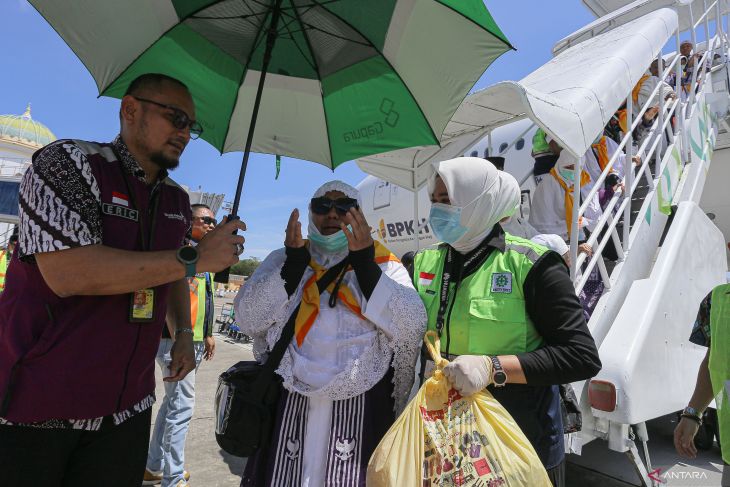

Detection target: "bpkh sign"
[378, 218, 430, 240]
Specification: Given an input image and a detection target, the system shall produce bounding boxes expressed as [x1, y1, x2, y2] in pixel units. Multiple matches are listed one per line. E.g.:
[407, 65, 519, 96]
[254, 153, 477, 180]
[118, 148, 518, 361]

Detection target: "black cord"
[328, 265, 348, 308]
[444, 277, 462, 357]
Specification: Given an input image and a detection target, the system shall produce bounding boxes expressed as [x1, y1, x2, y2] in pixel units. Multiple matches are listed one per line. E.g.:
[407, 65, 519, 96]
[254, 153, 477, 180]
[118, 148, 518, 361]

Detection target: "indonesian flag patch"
[112, 191, 129, 207]
[419, 272, 435, 286]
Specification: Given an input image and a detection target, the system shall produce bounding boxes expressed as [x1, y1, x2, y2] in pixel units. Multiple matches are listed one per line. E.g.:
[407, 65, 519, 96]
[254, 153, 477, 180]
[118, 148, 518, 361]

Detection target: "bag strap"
[261, 257, 349, 374]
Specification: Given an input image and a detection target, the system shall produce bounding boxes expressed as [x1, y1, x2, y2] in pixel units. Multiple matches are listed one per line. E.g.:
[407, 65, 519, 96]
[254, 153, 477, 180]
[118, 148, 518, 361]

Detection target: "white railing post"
[624, 94, 634, 252]
[705, 1, 712, 51]
[657, 50, 665, 178]
[570, 154, 581, 282]
[487, 131, 493, 158]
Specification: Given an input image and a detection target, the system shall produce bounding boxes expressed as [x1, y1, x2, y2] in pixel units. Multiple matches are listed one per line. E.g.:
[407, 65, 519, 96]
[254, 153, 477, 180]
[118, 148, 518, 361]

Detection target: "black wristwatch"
[490, 356, 507, 387]
[176, 246, 199, 278]
[681, 406, 703, 426]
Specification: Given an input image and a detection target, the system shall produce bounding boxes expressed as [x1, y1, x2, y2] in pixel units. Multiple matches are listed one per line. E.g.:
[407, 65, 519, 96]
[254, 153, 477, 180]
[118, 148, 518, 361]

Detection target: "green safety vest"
[532, 128, 550, 156]
[189, 273, 211, 342]
[413, 233, 547, 356]
[0, 250, 6, 293]
[709, 283, 730, 463]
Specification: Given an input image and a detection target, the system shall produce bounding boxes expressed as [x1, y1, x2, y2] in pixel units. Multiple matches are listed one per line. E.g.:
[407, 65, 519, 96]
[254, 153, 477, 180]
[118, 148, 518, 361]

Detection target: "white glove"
[442, 355, 493, 396]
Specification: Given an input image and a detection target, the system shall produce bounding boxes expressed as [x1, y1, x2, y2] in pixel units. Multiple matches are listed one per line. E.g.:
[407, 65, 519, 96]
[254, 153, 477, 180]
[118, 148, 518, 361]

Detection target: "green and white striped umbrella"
[31, 1, 511, 168]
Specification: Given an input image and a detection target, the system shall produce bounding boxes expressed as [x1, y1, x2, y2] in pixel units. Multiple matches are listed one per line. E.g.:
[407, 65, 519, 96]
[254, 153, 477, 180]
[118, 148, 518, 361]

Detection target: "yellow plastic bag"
[368, 332, 551, 487]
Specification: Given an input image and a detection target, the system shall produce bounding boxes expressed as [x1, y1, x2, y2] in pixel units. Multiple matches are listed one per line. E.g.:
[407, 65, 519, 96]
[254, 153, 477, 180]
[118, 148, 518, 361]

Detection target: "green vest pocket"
[468, 297, 528, 356]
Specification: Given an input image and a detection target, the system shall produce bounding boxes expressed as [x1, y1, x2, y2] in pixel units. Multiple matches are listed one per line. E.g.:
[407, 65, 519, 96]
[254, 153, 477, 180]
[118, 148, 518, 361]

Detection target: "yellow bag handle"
[424, 331, 448, 370]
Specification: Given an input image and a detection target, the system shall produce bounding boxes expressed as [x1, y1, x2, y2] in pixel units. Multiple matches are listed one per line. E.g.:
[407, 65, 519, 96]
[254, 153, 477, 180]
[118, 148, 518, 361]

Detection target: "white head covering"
[554, 150, 579, 184]
[307, 180, 360, 263]
[531, 233, 569, 256]
[428, 157, 520, 254]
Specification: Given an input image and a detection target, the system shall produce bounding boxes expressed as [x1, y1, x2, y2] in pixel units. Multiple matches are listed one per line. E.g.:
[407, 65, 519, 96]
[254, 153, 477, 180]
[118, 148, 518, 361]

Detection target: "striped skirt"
[241, 369, 395, 487]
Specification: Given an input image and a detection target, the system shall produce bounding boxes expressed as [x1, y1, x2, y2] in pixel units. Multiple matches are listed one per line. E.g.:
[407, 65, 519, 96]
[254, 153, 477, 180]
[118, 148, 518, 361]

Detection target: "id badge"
[130, 288, 155, 323]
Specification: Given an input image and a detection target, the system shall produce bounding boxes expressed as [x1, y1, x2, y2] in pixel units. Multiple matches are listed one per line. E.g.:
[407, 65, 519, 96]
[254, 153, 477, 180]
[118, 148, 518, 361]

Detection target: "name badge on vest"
[102, 202, 139, 221]
[491, 272, 513, 294]
[130, 288, 155, 322]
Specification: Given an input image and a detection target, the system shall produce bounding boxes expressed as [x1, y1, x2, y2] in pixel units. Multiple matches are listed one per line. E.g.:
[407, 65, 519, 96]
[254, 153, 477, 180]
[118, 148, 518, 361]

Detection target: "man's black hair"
[124, 73, 189, 97]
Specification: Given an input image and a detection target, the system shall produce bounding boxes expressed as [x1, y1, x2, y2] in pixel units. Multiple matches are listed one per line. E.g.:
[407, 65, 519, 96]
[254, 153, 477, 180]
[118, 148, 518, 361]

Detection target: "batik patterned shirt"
[1, 135, 162, 431]
[689, 291, 713, 348]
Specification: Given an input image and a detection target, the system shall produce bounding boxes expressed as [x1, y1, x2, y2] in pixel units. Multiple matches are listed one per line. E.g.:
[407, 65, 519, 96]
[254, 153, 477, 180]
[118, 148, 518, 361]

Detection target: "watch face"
[178, 246, 198, 263]
[494, 371, 507, 385]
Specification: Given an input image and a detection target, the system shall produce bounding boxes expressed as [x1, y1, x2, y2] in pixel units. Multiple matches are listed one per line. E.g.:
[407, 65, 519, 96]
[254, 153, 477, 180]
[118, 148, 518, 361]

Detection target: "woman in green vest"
[413, 157, 602, 487]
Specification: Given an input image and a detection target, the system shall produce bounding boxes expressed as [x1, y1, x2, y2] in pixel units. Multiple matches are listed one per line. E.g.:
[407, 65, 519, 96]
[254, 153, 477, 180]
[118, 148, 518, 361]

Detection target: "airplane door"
[373, 180, 392, 210]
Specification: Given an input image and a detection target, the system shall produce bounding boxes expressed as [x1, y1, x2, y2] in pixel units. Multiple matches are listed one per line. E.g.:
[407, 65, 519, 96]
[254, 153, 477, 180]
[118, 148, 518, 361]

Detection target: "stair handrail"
[570, 0, 725, 293]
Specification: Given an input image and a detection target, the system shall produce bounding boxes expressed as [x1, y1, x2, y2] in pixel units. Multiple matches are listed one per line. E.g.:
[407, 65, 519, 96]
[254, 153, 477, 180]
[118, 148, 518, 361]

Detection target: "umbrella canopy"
[30, 0, 512, 169]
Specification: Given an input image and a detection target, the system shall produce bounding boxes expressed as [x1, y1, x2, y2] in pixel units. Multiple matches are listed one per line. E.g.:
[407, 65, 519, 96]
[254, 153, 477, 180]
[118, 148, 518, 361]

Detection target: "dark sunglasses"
[195, 216, 217, 226]
[133, 96, 204, 139]
[310, 197, 359, 216]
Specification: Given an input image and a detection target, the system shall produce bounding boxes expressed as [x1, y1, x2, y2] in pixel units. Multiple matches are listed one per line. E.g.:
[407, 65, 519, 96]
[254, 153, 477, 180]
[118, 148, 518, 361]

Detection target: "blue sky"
[1, 1, 594, 258]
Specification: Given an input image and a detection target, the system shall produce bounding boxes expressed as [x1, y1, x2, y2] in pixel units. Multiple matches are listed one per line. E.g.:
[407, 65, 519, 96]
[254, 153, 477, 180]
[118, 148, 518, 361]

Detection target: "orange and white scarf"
[294, 241, 399, 346]
[550, 167, 591, 237]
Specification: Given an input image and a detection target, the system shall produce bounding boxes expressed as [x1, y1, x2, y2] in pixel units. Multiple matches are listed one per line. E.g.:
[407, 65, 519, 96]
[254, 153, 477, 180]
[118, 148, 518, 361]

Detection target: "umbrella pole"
[231, 0, 283, 218]
[216, 0, 283, 283]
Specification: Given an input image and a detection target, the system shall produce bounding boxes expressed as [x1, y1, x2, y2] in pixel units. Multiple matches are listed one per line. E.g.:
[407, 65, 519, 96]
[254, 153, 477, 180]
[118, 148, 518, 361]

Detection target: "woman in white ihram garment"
[528, 150, 603, 242]
[234, 180, 426, 487]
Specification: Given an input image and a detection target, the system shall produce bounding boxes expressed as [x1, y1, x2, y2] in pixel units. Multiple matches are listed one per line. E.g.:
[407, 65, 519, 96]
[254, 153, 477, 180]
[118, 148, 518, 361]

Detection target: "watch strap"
[184, 261, 196, 278]
[682, 406, 703, 425]
[490, 356, 507, 387]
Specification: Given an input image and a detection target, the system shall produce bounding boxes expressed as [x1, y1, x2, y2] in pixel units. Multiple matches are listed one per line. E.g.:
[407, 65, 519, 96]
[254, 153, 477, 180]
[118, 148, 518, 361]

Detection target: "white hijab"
[307, 180, 360, 265]
[428, 157, 521, 254]
[531, 233, 569, 256]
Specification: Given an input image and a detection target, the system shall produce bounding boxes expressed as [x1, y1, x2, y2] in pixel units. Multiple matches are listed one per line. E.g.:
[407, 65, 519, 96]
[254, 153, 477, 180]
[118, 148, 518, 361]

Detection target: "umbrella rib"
[219, 1, 275, 153]
[289, 1, 336, 167]
[431, 0, 514, 51]
[307, 0, 441, 147]
[191, 12, 266, 20]
[282, 23, 370, 47]
[278, 10, 318, 73]
[96, 2, 244, 97]
[254, 0, 369, 47]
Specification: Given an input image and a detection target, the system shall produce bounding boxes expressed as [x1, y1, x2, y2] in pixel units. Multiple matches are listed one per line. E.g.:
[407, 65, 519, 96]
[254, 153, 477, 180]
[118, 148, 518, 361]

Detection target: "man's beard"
[150, 150, 180, 170]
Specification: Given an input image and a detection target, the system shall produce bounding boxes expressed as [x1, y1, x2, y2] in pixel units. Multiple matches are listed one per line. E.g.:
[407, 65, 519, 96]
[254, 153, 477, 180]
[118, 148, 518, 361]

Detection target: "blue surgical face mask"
[559, 168, 575, 182]
[429, 203, 468, 244]
[308, 225, 352, 253]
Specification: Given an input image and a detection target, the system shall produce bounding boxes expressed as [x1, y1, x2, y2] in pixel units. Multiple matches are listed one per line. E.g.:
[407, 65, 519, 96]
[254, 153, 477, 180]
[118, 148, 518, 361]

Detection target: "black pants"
[547, 460, 565, 487]
[0, 408, 151, 487]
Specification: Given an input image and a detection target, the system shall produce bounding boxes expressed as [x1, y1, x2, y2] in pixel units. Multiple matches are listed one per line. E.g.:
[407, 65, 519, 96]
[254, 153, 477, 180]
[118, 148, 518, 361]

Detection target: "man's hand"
[632, 155, 642, 165]
[442, 355, 493, 396]
[674, 417, 700, 459]
[203, 335, 216, 361]
[197, 217, 247, 273]
[165, 332, 196, 382]
[341, 207, 373, 252]
[284, 209, 305, 248]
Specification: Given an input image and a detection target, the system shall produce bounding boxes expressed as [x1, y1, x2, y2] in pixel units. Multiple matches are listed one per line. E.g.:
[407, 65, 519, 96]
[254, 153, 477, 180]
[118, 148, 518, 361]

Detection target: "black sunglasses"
[310, 197, 359, 216]
[133, 96, 203, 139]
[195, 216, 217, 226]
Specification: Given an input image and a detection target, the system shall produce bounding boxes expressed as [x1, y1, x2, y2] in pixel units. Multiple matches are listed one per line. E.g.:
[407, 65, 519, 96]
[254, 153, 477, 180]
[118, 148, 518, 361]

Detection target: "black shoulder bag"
[214, 258, 348, 457]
